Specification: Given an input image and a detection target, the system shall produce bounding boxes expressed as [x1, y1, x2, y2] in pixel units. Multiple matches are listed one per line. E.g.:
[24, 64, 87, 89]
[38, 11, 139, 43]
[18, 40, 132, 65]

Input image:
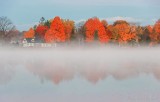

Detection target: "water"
[0, 47, 160, 102]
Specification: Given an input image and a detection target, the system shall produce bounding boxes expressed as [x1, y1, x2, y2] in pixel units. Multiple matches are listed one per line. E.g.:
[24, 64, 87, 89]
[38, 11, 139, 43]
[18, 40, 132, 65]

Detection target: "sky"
[0, 0, 160, 31]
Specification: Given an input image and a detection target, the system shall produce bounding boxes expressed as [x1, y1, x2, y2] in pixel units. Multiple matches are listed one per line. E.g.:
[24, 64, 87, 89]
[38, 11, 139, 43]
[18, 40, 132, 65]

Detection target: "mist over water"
[1, 46, 160, 102]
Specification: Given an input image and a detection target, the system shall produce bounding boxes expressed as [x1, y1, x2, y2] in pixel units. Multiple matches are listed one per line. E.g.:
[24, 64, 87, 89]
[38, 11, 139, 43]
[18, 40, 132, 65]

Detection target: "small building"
[22, 38, 54, 48]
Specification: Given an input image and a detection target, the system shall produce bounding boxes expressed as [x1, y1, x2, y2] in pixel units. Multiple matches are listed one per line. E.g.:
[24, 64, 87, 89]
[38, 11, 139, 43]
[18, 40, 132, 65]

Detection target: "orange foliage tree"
[44, 16, 66, 43]
[84, 17, 110, 43]
[24, 28, 35, 38]
[101, 20, 112, 40]
[107, 25, 118, 42]
[112, 20, 136, 43]
[149, 19, 160, 44]
[154, 19, 160, 34]
[61, 19, 75, 41]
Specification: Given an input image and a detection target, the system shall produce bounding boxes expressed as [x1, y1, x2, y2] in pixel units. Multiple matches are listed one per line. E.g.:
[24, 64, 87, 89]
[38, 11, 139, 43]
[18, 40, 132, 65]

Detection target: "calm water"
[0, 47, 160, 102]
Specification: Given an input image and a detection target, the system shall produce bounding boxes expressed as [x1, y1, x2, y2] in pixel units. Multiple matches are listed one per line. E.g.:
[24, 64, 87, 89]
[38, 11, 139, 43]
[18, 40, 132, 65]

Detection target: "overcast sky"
[0, 0, 160, 31]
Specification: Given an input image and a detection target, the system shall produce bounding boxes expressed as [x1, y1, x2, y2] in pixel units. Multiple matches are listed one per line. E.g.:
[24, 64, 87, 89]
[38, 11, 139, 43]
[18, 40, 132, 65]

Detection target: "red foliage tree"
[84, 17, 110, 43]
[97, 21, 110, 43]
[35, 25, 48, 40]
[84, 18, 95, 42]
[44, 16, 66, 43]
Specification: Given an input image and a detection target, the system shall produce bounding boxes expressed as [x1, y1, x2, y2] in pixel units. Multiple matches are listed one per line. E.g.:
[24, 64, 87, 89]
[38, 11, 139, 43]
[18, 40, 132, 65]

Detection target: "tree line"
[1, 16, 160, 46]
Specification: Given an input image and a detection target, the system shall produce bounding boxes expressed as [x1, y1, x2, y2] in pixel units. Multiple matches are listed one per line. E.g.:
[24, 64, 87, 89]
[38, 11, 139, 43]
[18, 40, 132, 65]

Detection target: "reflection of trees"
[0, 61, 15, 85]
[24, 57, 160, 84]
[152, 66, 160, 80]
[0, 53, 160, 84]
[26, 59, 75, 84]
[25, 59, 110, 84]
[79, 63, 108, 84]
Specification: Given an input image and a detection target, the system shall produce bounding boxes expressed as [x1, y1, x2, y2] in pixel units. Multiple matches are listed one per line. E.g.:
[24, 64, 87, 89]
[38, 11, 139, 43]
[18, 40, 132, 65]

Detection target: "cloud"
[105, 16, 143, 24]
[151, 18, 158, 23]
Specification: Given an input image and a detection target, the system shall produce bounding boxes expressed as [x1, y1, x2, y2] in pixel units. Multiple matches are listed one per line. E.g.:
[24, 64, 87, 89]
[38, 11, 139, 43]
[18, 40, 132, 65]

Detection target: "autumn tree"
[84, 17, 110, 43]
[61, 19, 75, 41]
[97, 20, 110, 43]
[24, 28, 35, 39]
[112, 20, 136, 44]
[149, 19, 160, 45]
[101, 20, 112, 40]
[154, 19, 160, 34]
[107, 25, 118, 43]
[44, 16, 66, 43]
[35, 25, 48, 42]
[84, 18, 95, 42]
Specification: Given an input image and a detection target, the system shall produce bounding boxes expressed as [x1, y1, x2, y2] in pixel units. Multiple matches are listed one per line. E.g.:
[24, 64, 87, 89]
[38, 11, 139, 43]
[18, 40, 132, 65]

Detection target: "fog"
[1, 47, 160, 83]
[1, 46, 160, 102]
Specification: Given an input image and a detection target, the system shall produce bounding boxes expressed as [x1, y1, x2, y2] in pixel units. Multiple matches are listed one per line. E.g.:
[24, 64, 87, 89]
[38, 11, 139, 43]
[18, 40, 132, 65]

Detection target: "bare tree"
[0, 16, 16, 43]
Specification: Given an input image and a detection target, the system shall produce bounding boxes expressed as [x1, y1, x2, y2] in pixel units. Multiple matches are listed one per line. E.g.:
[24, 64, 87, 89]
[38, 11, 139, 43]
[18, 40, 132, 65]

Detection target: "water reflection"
[0, 47, 160, 85]
[0, 61, 16, 85]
